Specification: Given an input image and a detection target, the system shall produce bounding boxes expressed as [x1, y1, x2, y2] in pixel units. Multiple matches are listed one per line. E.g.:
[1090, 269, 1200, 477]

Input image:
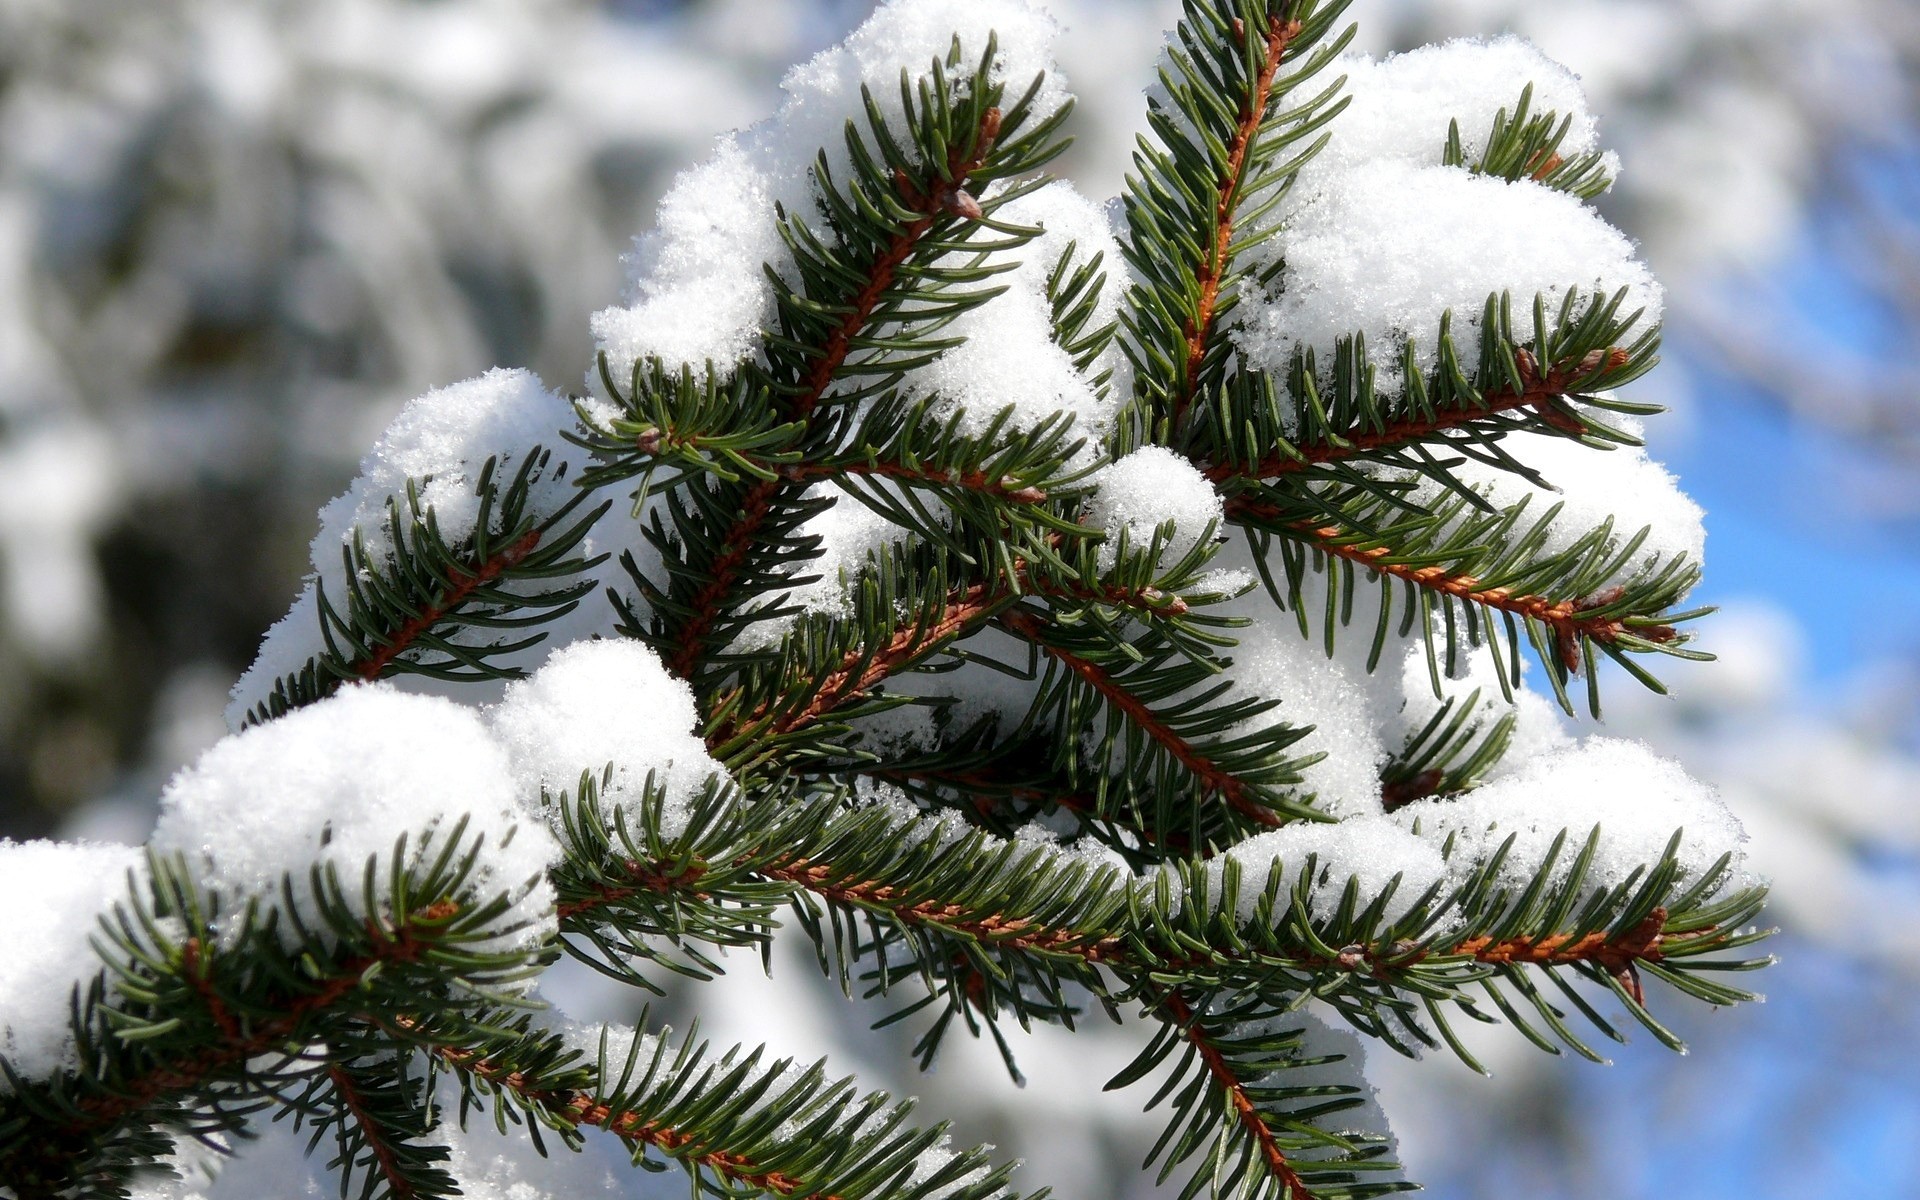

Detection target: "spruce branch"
[239, 451, 608, 727]
[1120, 0, 1356, 443]
[624, 40, 1073, 688]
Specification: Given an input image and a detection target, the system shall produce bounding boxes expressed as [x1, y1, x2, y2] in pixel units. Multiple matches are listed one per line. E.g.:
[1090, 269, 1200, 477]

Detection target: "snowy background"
[1, 0, 1916, 1196]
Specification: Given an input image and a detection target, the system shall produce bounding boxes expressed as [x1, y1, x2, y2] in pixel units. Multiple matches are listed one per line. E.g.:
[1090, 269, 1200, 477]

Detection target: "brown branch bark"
[12, 902, 462, 1164]
[1228, 515, 1676, 666]
[1173, 15, 1304, 429]
[1160, 990, 1315, 1198]
[327, 1063, 421, 1199]
[428, 1039, 848, 1200]
[756, 858, 1124, 961]
[779, 458, 1048, 503]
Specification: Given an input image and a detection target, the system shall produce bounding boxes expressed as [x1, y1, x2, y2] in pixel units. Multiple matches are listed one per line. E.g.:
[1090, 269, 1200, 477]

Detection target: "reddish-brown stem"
[1202, 350, 1627, 483]
[51, 906, 459, 1136]
[1225, 515, 1677, 663]
[756, 859, 1124, 961]
[779, 459, 1048, 503]
[556, 861, 710, 921]
[661, 108, 1002, 681]
[428, 1041, 845, 1200]
[1173, 16, 1303, 430]
[563, 853, 1685, 987]
[356, 529, 543, 680]
[666, 479, 781, 679]
[709, 567, 1196, 754]
[327, 1063, 419, 1199]
[1160, 991, 1314, 1196]
[1379, 770, 1446, 814]
[772, 581, 1007, 738]
[998, 608, 1282, 828]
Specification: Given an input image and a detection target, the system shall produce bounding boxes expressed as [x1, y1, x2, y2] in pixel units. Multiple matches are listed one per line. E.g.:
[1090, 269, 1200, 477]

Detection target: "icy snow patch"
[1084, 446, 1222, 567]
[1395, 737, 1746, 897]
[489, 639, 726, 840]
[156, 685, 558, 955]
[0, 840, 143, 1086]
[1203, 818, 1449, 927]
[904, 181, 1129, 442]
[593, 0, 1069, 383]
[228, 368, 591, 727]
[1236, 161, 1662, 386]
[1303, 38, 1607, 188]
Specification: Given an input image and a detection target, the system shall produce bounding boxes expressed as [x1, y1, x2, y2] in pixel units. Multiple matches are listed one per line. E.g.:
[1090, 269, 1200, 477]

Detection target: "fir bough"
[0, 2, 1769, 1198]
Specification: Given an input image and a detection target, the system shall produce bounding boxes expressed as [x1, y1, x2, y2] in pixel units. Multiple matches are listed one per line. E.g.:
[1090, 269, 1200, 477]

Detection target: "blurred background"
[2, 0, 1916, 1195]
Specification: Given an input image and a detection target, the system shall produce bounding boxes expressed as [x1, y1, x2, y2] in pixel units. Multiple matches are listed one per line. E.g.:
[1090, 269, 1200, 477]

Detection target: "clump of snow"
[310, 367, 584, 580]
[593, 0, 1070, 386]
[1275, 1006, 1401, 1164]
[1302, 38, 1608, 187]
[904, 181, 1129, 442]
[1084, 446, 1222, 566]
[488, 639, 726, 840]
[1236, 160, 1662, 385]
[227, 368, 594, 726]
[1203, 818, 1449, 927]
[592, 139, 786, 375]
[155, 685, 558, 954]
[1395, 737, 1746, 899]
[1229, 624, 1393, 820]
[0, 840, 143, 1087]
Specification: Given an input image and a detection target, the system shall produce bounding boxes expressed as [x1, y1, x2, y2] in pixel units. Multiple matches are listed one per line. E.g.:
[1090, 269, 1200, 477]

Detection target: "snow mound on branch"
[1228, 623, 1394, 821]
[593, 0, 1070, 384]
[0, 840, 144, 1087]
[1233, 36, 1657, 388]
[1085, 446, 1222, 566]
[489, 639, 726, 840]
[906, 181, 1130, 441]
[1307, 38, 1608, 185]
[227, 368, 592, 727]
[156, 685, 557, 954]
[1395, 737, 1747, 896]
[311, 367, 583, 577]
[1236, 159, 1661, 383]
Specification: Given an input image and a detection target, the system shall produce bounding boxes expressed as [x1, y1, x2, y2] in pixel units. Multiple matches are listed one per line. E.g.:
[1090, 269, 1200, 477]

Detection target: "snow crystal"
[1279, 1006, 1401, 1162]
[0, 840, 143, 1087]
[1204, 817, 1449, 928]
[154, 685, 559, 954]
[1235, 159, 1662, 386]
[904, 181, 1129, 442]
[1394, 737, 1746, 898]
[488, 639, 725, 840]
[592, 0, 1070, 385]
[310, 368, 583, 579]
[1083, 446, 1222, 567]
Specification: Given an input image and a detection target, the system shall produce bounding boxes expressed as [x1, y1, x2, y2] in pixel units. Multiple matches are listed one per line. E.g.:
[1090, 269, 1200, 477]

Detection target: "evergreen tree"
[0, 2, 1769, 1197]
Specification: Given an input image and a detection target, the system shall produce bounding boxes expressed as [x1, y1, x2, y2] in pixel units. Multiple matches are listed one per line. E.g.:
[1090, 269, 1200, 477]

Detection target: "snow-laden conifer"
[0, 3, 1769, 1197]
